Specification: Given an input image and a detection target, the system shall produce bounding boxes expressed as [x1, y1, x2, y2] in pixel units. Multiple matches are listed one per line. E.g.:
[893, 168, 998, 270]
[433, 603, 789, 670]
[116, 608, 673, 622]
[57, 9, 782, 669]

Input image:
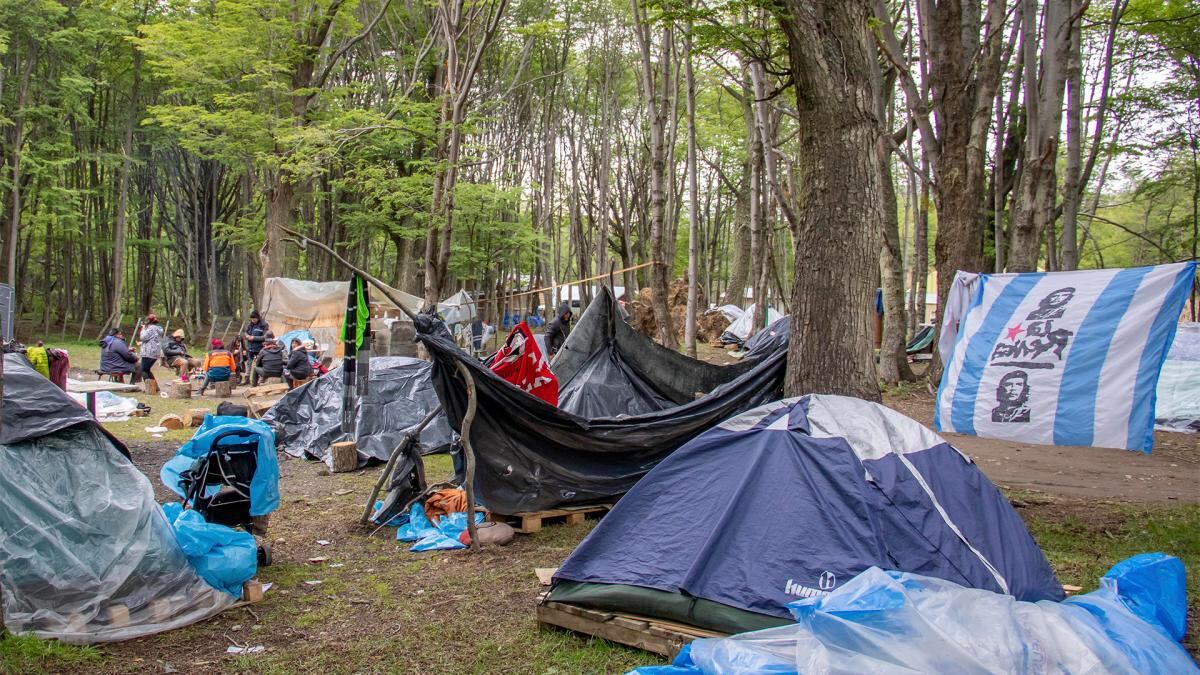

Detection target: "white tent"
[1156, 323, 1200, 432]
[261, 277, 423, 358]
[722, 304, 784, 343]
[438, 289, 477, 325]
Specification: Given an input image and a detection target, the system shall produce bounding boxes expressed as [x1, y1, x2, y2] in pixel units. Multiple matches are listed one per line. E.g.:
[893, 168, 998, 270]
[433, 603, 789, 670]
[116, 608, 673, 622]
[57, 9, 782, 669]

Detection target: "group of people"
[98, 310, 323, 394]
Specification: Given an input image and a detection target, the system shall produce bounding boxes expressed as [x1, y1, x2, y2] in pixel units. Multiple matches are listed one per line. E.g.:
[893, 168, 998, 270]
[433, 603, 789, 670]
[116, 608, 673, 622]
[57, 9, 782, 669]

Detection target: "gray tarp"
[263, 356, 453, 464]
[2, 353, 95, 445]
[0, 356, 234, 643]
[553, 287, 761, 413]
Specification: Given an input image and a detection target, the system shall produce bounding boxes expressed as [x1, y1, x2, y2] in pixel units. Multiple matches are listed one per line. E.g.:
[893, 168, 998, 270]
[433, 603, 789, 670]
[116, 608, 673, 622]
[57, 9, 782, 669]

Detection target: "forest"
[1, 0, 1197, 398]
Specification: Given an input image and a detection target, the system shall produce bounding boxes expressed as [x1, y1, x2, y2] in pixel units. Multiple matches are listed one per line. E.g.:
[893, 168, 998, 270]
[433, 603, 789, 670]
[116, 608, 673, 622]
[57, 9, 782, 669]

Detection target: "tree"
[776, 0, 883, 400]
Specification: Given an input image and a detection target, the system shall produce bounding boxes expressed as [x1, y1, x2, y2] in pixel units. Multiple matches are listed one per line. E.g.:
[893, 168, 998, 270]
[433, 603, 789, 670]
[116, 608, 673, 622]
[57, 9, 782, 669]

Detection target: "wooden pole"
[455, 360, 480, 549]
[77, 310, 90, 342]
[360, 405, 443, 525]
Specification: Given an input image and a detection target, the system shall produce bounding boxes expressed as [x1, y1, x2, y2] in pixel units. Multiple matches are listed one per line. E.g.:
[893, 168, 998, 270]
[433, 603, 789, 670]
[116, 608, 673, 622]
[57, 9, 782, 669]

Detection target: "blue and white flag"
[936, 262, 1196, 453]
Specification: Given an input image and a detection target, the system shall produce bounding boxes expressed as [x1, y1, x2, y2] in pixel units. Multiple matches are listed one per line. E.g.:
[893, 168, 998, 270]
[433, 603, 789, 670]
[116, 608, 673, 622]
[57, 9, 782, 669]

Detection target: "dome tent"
[549, 395, 1063, 634]
[0, 353, 236, 643]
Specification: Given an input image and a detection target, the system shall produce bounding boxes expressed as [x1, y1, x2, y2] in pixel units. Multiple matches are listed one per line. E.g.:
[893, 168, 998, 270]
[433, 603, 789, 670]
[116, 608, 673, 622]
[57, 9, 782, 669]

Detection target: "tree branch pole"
[360, 404, 443, 525]
[280, 226, 421, 321]
[454, 360, 480, 550]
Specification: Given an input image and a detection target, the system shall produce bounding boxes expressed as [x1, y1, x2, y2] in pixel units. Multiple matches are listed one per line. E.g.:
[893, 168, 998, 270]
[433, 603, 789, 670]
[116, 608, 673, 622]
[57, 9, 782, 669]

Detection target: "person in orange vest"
[198, 338, 236, 395]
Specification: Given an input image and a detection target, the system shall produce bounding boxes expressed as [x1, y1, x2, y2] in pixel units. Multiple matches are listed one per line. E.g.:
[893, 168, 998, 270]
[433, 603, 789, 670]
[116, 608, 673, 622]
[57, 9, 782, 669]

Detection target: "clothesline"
[437, 261, 658, 307]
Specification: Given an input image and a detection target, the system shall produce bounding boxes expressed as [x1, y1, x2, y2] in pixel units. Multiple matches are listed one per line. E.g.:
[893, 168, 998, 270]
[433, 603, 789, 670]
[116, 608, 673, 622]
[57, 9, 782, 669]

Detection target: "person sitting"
[285, 338, 314, 388]
[99, 328, 138, 382]
[302, 339, 329, 376]
[25, 340, 50, 379]
[163, 329, 202, 380]
[252, 333, 284, 386]
[198, 338, 236, 395]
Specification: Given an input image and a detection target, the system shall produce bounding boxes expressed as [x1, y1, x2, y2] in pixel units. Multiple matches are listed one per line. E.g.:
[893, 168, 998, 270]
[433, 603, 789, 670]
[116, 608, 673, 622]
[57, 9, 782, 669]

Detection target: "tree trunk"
[1060, 0, 1083, 270]
[631, 0, 677, 348]
[778, 0, 883, 401]
[683, 21, 699, 357]
[1009, 0, 1073, 272]
[263, 179, 291, 280]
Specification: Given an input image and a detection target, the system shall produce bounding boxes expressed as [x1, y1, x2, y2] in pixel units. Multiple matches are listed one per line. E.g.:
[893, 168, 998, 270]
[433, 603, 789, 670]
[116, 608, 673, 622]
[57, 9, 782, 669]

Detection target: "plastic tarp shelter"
[261, 277, 424, 358]
[637, 553, 1196, 674]
[263, 356, 453, 466]
[415, 309, 787, 514]
[551, 395, 1063, 635]
[552, 287, 771, 418]
[0, 354, 236, 643]
[1156, 322, 1200, 432]
[720, 303, 783, 344]
[438, 289, 477, 326]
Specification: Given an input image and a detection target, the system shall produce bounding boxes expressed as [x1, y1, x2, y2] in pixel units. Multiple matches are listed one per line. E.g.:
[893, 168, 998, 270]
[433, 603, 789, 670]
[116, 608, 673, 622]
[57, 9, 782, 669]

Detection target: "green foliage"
[0, 634, 102, 674]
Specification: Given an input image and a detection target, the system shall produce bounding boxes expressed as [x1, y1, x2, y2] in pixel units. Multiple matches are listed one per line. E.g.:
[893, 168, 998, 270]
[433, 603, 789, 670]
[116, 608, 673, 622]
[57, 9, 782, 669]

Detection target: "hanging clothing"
[490, 322, 558, 406]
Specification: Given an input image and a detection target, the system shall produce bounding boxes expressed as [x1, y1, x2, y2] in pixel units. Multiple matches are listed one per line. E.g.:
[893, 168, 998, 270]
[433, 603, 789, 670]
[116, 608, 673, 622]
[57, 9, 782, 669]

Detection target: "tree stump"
[168, 381, 192, 399]
[186, 409, 208, 427]
[159, 414, 185, 430]
[212, 380, 233, 398]
[330, 441, 358, 473]
[143, 378, 159, 395]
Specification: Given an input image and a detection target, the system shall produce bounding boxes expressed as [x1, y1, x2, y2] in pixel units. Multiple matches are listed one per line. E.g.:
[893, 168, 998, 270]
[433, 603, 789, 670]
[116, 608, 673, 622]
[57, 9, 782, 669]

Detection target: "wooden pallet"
[537, 601, 726, 658]
[485, 504, 611, 534]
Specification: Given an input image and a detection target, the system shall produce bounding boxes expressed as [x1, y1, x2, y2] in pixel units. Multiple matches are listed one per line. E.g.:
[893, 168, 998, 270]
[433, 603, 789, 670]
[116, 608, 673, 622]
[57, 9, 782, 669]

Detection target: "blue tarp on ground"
[162, 503, 257, 597]
[633, 553, 1195, 674]
[161, 416, 280, 517]
[555, 395, 1063, 625]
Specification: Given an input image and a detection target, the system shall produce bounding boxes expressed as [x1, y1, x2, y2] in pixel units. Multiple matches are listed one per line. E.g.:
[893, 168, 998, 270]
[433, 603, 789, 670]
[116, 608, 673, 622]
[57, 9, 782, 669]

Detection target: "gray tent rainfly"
[0, 353, 236, 643]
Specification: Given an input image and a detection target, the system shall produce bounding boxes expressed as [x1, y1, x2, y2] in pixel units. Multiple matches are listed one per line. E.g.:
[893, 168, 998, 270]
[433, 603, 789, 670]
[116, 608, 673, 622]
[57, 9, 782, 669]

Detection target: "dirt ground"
[11, 342, 1200, 672]
[886, 386, 1200, 504]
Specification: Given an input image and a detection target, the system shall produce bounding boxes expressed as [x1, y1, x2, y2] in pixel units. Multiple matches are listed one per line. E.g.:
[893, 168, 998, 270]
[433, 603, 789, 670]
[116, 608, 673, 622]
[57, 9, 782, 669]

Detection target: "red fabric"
[490, 322, 558, 406]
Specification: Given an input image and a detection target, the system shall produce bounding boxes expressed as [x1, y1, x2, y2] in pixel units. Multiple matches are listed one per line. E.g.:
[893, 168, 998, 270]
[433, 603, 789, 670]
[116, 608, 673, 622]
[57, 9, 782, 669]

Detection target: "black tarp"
[262, 356, 452, 465]
[552, 288, 761, 411]
[741, 316, 791, 361]
[1, 353, 128, 456]
[417, 330, 786, 514]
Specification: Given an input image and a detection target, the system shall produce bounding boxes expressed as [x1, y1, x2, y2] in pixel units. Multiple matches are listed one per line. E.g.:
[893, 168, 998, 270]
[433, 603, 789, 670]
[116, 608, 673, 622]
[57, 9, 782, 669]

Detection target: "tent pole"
[359, 404, 442, 525]
[455, 361, 480, 549]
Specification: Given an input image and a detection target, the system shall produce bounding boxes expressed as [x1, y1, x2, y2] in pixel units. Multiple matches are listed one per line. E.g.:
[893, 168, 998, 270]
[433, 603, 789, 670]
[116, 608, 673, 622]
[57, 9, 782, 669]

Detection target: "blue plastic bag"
[630, 554, 1197, 674]
[161, 416, 280, 517]
[395, 502, 484, 552]
[162, 503, 257, 597]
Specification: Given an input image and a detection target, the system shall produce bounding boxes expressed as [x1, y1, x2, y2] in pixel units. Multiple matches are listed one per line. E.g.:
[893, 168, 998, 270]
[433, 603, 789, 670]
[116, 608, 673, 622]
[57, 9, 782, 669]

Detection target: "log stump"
[168, 381, 192, 399]
[212, 380, 233, 398]
[142, 378, 159, 395]
[158, 414, 185, 430]
[186, 409, 208, 427]
[330, 441, 358, 473]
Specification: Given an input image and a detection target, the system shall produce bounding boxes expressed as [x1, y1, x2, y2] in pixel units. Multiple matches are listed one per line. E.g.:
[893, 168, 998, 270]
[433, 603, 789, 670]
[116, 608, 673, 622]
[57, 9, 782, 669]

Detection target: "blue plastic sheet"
[277, 329, 316, 354]
[161, 416, 280, 517]
[395, 502, 484, 552]
[632, 554, 1196, 674]
[162, 503, 257, 598]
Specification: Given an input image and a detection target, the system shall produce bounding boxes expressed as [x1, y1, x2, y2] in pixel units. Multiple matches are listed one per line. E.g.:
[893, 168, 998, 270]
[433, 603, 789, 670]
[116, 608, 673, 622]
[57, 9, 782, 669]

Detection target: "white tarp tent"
[1156, 322, 1200, 433]
[261, 277, 424, 358]
[721, 304, 783, 344]
[438, 289, 477, 326]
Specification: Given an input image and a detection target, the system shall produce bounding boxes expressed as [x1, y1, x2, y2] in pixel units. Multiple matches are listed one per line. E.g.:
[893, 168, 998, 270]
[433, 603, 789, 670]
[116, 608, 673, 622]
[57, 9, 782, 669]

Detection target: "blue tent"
[551, 395, 1063, 632]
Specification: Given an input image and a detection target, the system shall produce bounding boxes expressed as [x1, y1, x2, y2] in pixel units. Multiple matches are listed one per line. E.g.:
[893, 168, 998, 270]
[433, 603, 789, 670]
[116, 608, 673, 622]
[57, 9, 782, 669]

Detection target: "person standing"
[25, 340, 50, 378]
[138, 313, 164, 381]
[544, 303, 573, 359]
[243, 310, 270, 365]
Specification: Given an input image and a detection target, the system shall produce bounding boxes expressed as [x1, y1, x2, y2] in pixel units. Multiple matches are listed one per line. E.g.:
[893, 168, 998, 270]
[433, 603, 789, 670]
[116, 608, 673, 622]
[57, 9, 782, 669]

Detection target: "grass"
[0, 634, 102, 674]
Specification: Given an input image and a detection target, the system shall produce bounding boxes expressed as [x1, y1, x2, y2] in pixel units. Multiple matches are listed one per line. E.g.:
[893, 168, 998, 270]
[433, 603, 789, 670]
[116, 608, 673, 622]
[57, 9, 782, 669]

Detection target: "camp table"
[67, 380, 140, 417]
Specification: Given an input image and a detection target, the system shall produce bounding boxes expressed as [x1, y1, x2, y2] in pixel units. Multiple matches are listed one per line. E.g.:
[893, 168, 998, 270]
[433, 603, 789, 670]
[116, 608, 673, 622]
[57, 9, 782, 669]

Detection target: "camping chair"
[178, 428, 272, 565]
